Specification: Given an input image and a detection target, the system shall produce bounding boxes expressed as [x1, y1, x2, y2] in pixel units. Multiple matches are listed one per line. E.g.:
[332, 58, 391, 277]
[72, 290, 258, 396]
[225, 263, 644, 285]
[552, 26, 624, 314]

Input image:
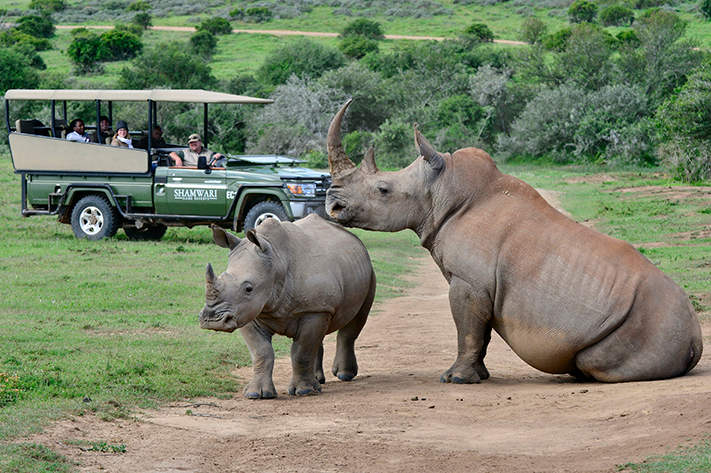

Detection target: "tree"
[340, 18, 385, 40]
[257, 38, 346, 86]
[127, 0, 150, 11]
[0, 48, 40, 94]
[133, 12, 152, 30]
[553, 23, 615, 91]
[118, 42, 217, 89]
[702, 0, 711, 21]
[519, 17, 548, 45]
[655, 63, 711, 181]
[28, 0, 65, 12]
[600, 5, 635, 27]
[66, 30, 108, 73]
[568, 0, 598, 24]
[15, 15, 55, 39]
[338, 36, 379, 59]
[190, 30, 218, 59]
[462, 22, 495, 42]
[100, 29, 143, 60]
[197, 17, 233, 36]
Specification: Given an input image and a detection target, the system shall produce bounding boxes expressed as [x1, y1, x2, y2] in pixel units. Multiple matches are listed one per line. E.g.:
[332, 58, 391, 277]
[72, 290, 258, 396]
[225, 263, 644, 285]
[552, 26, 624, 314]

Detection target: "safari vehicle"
[4, 89, 331, 240]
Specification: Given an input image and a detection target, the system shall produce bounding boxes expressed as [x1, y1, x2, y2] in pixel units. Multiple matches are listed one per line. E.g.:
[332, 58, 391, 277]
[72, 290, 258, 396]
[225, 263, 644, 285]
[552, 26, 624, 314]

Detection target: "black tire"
[124, 223, 168, 241]
[70, 195, 120, 240]
[243, 201, 289, 231]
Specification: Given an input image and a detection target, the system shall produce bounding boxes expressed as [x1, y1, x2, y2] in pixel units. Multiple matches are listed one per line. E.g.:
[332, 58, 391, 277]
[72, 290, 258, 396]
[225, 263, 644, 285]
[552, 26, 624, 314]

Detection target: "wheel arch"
[231, 188, 292, 231]
[58, 186, 118, 224]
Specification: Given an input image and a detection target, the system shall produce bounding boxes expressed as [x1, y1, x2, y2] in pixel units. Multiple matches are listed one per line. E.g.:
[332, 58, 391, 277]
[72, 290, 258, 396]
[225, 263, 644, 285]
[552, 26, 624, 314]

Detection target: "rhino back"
[266, 215, 374, 329]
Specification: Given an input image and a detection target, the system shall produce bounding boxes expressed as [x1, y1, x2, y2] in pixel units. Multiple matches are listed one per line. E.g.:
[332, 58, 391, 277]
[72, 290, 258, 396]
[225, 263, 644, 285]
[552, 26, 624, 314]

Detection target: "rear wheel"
[243, 201, 289, 231]
[124, 223, 167, 241]
[70, 195, 120, 240]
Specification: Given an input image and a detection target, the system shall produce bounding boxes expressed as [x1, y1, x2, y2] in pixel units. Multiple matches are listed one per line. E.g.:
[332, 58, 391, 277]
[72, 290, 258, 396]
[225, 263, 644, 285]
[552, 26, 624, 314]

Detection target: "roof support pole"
[203, 102, 208, 148]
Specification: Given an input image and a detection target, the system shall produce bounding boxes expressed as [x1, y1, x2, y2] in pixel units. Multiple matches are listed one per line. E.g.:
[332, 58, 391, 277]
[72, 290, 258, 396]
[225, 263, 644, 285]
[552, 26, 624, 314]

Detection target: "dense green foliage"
[257, 37, 346, 86]
[197, 16, 233, 36]
[568, 0, 598, 24]
[340, 18, 385, 40]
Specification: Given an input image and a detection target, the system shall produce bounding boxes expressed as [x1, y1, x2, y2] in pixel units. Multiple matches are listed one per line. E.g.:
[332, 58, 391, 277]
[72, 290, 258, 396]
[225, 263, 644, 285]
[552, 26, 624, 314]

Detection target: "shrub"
[373, 119, 413, 169]
[114, 22, 144, 37]
[15, 15, 55, 39]
[127, 0, 150, 12]
[197, 17, 232, 36]
[66, 31, 108, 73]
[553, 23, 615, 90]
[245, 7, 272, 23]
[655, 63, 711, 180]
[0, 29, 52, 51]
[519, 17, 548, 45]
[28, 0, 65, 12]
[0, 48, 40, 95]
[338, 35, 379, 59]
[633, 0, 667, 8]
[118, 41, 217, 89]
[462, 22, 495, 42]
[600, 5, 634, 27]
[257, 38, 346, 86]
[100, 29, 143, 60]
[542, 27, 572, 51]
[190, 30, 218, 59]
[340, 18, 385, 40]
[616, 29, 639, 46]
[568, 0, 598, 24]
[133, 12, 152, 30]
[702, 0, 711, 21]
[11, 42, 47, 70]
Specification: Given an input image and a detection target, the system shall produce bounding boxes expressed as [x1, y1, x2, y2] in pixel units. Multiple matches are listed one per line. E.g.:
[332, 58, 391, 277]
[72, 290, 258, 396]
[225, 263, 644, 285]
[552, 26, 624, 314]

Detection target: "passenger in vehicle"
[168, 133, 222, 167]
[110, 121, 133, 148]
[90, 116, 111, 144]
[65, 119, 91, 142]
[137, 125, 167, 150]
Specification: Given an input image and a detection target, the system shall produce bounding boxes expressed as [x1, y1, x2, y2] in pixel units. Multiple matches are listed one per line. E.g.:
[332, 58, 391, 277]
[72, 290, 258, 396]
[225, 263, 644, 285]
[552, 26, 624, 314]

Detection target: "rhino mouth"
[199, 308, 239, 333]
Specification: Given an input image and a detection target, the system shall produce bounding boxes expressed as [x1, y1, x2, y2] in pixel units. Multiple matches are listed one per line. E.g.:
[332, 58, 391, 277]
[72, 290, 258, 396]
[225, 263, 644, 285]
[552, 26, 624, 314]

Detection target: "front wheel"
[124, 223, 167, 241]
[70, 195, 120, 240]
[243, 201, 289, 231]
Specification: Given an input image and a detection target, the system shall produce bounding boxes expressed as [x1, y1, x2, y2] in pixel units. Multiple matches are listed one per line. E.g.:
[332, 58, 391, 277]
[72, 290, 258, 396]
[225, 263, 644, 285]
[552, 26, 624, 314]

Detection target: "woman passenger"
[110, 120, 133, 148]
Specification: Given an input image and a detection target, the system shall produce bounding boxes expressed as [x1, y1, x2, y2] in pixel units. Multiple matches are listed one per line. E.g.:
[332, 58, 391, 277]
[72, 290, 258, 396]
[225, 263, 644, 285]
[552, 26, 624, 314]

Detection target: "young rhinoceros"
[199, 214, 376, 399]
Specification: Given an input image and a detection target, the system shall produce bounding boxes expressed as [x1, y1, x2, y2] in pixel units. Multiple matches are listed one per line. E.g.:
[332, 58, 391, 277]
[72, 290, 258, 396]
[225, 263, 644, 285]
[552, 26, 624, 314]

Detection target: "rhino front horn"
[327, 99, 357, 177]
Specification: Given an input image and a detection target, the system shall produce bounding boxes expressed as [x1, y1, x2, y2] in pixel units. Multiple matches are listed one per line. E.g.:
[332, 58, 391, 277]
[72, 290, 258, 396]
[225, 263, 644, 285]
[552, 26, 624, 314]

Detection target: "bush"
[519, 17, 548, 45]
[190, 30, 218, 59]
[100, 29, 143, 60]
[568, 0, 598, 24]
[340, 18, 385, 40]
[0, 47, 40, 95]
[655, 63, 711, 181]
[338, 36, 379, 59]
[118, 42, 217, 89]
[15, 15, 55, 39]
[373, 119, 414, 169]
[133, 12, 152, 30]
[127, 0, 150, 12]
[0, 29, 51, 51]
[552, 23, 615, 90]
[542, 27, 572, 51]
[197, 17, 232, 36]
[234, 6, 272, 23]
[257, 38, 346, 86]
[66, 31, 108, 73]
[462, 22, 495, 42]
[11, 42, 47, 70]
[702, 0, 711, 21]
[600, 5, 635, 27]
[28, 0, 65, 12]
[114, 22, 144, 37]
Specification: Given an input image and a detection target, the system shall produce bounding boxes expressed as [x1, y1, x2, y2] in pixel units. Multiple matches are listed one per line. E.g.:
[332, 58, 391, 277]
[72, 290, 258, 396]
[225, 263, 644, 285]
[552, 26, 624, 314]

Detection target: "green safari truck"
[4, 89, 331, 240]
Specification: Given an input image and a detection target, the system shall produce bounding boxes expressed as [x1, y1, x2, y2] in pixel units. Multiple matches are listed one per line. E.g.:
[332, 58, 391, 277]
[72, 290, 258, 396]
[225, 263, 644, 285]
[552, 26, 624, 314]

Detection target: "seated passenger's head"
[116, 120, 129, 137]
[188, 133, 202, 153]
[70, 119, 85, 133]
[99, 116, 110, 132]
[152, 126, 163, 140]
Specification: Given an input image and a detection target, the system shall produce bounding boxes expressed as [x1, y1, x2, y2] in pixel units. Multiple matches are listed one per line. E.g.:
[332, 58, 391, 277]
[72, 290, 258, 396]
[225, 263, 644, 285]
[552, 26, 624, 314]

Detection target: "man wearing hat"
[169, 133, 223, 167]
[90, 116, 111, 144]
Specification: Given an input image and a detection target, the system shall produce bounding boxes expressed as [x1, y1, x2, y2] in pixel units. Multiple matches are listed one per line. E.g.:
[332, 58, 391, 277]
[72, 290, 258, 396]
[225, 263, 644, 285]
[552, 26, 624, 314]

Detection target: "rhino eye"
[378, 186, 388, 195]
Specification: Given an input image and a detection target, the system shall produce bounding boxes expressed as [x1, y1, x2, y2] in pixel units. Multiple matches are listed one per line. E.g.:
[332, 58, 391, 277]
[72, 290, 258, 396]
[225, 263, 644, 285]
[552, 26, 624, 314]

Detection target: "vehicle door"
[156, 167, 228, 216]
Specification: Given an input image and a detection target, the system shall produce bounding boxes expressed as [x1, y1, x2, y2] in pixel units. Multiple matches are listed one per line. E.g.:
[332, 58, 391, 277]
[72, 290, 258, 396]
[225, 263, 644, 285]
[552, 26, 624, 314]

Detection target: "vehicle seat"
[15, 119, 35, 134]
[105, 137, 112, 145]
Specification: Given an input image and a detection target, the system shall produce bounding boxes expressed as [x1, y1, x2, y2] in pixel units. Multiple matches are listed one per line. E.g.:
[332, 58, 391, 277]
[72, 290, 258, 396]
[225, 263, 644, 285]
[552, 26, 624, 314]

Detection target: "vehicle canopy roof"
[4, 89, 274, 104]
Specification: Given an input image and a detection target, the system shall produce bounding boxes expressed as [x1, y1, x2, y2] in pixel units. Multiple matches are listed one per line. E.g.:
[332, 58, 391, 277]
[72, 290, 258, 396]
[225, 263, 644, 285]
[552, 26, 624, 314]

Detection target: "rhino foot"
[440, 365, 483, 384]
[245, 390, 277, 400]
[288, 378, 322, 396]
[337, 372, 355, 382]
[244, 378, 278, 400]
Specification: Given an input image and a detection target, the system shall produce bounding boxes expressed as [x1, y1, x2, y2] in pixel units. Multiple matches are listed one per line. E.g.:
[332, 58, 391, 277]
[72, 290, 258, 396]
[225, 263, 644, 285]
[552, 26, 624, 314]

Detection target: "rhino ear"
[212, 224, 240, 250]
[246, 229, 273, 256]
[414, 125, 444, 173]
[360, 147, 379, 175]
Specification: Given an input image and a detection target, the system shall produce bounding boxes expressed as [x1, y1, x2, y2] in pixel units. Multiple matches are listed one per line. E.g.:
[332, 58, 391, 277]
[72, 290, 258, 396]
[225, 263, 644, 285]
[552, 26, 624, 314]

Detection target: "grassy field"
[1, 153, 710, 470]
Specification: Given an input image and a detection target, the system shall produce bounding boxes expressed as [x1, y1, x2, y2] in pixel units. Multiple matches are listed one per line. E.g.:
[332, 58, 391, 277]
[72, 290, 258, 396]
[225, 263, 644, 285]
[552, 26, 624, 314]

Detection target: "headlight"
[285, 182, 316, 198]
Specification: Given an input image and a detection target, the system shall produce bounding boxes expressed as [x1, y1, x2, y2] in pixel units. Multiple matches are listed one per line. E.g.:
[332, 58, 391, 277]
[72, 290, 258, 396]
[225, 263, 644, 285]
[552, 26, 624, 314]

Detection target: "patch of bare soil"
[28, 193, 711, 473]
[614, 185, 711, 202]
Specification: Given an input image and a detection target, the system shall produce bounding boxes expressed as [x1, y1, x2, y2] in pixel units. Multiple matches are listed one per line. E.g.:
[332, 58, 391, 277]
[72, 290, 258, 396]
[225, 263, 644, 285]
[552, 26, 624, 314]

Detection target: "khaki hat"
[188, 133, 201, 143]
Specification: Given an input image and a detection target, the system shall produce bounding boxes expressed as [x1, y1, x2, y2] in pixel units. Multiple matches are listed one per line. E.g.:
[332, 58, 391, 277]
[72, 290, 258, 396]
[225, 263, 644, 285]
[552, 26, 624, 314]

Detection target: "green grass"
[617, 439, 711, 472]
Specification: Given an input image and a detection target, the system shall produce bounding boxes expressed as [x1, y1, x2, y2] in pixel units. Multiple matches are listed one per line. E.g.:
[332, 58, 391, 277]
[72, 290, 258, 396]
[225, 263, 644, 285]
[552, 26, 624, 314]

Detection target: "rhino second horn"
[327, 99, 357, 177]
[361, 147, 378, 175]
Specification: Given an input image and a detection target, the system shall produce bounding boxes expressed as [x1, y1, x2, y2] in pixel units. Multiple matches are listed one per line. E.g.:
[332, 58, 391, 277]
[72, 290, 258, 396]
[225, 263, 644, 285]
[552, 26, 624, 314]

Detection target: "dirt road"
[30, 190, 711, 472]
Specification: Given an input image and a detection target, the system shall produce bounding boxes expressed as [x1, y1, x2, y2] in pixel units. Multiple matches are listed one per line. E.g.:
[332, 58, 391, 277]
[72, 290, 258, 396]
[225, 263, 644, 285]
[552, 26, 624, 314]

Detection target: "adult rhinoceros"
[325, 100, 702, 383]
[199, 214, 376, 398]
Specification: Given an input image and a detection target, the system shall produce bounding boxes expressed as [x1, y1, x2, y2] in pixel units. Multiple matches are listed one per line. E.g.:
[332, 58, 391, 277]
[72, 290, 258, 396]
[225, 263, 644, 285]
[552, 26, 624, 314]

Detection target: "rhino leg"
[314, 345, 326, 384]
[239, 321, 277, 399]
[332, 271, 375, 381]
[440, 277, 492, 384]
[288, 315, 329, 396]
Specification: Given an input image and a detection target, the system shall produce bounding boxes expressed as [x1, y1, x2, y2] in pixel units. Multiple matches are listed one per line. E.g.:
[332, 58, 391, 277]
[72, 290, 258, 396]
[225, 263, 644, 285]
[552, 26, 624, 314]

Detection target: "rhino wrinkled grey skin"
[199, 214, 376, 398]
[325, 100, 702, 383]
